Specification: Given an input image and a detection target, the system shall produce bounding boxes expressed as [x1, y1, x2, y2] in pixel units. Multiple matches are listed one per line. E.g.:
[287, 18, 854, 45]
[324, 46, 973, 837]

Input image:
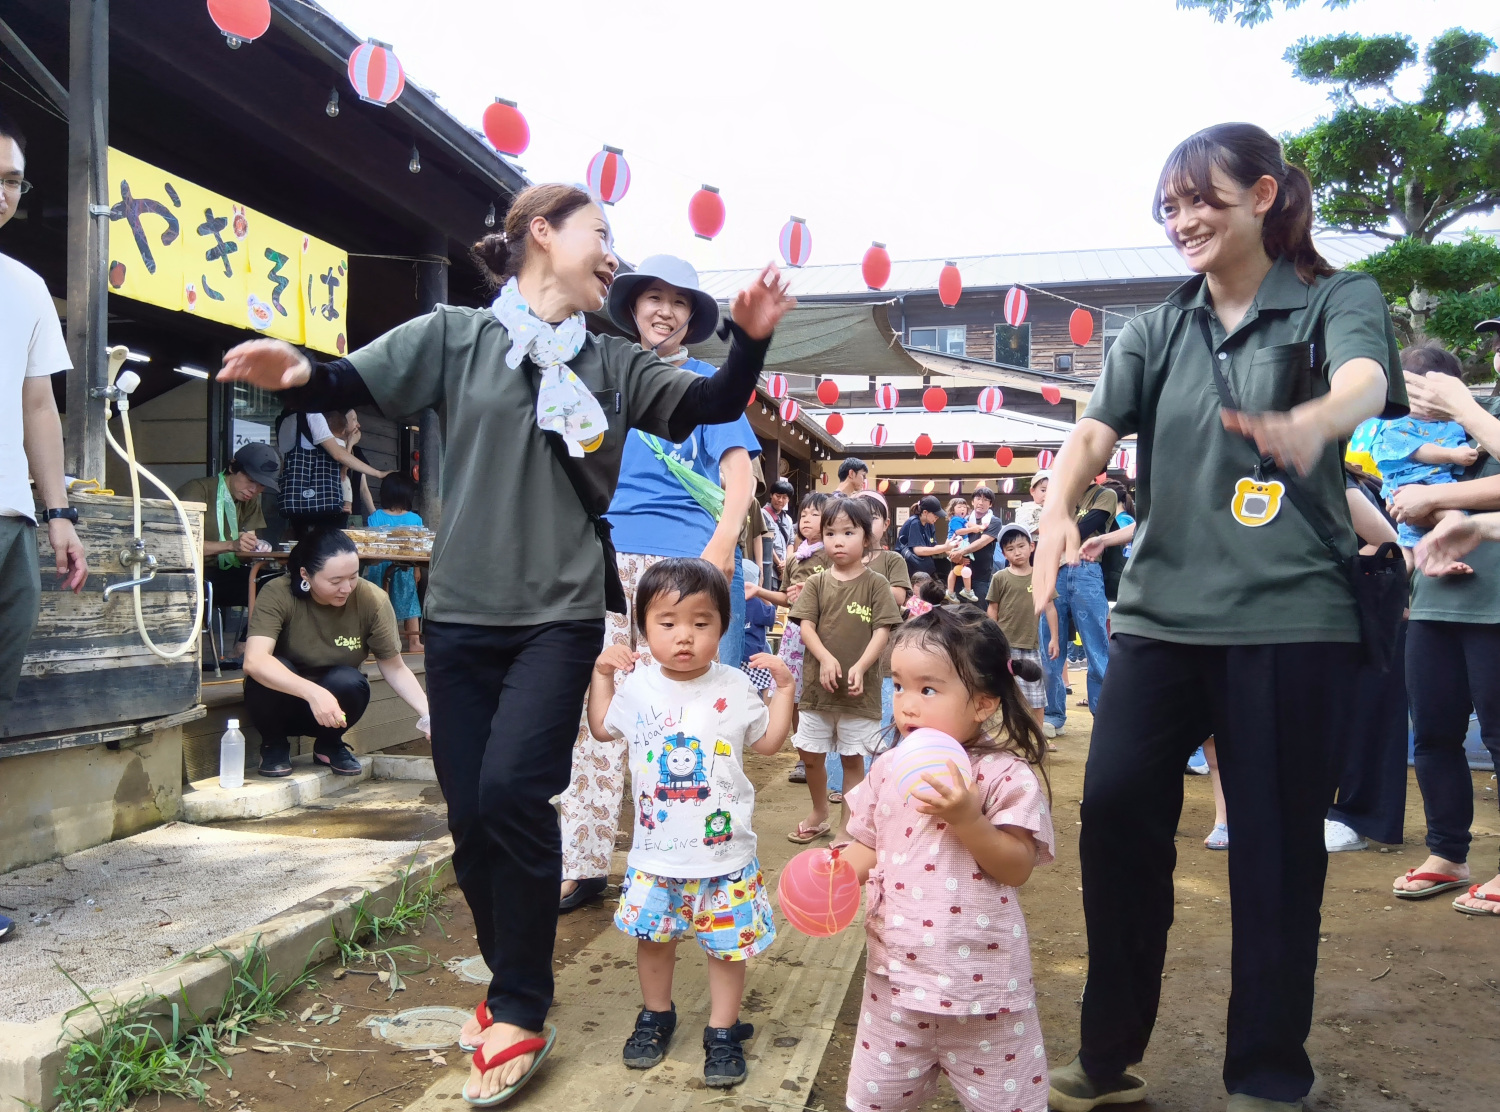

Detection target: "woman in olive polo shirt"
[217, 183, 791, 1104]
[244, 530, 429, 776]
[1035, 124, 1405, 1112]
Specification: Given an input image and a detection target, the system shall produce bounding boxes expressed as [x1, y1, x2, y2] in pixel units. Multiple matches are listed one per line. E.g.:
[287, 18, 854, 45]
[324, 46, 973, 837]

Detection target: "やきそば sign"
[105, 149, 349, 355]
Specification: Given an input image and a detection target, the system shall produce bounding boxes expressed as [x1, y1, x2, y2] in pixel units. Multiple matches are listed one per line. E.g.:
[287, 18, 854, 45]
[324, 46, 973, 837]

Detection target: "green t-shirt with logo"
[789, 568, 903, 719]
[248, 575, 401, 668]
[1083, 258, 1406, 645]
[986, 568, 1038, 650]
[176, 474, 267, 544]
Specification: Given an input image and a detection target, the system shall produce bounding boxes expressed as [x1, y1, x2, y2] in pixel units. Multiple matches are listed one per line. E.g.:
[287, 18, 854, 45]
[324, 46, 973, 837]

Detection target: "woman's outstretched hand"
[219, 338, 312, 391]
[732, 263, 796, 341]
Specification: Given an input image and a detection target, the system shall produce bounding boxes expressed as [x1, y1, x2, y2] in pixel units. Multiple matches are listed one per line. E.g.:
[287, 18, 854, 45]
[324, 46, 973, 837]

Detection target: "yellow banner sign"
[106, 148, 348, 354]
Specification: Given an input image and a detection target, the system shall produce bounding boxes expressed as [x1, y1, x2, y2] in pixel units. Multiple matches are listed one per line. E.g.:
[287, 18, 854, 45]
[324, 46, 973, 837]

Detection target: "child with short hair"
[838, 607, 1054, 1112]
[985, 525, 1060, 735]
[787, 496, 903, 843]
[587, 557, 795, 1089]
[362, 472, 423, 652]
[750, 492, 831, 699]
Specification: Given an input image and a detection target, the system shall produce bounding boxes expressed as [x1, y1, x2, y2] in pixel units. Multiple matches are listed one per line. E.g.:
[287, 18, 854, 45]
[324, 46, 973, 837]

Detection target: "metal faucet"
[103, 540, 158, 599]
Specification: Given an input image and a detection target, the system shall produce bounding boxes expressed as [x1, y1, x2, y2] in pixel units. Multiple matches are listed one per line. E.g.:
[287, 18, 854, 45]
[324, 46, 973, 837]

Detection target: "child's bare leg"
[837, 752, 867, 840]
[1205, 736, 1228, 832]
[796, 748, 831, 833]
[706, 954, 748, 1028]
[637, 939, 677, 1012]
[1031, 706, 1053, 748]
[402, 617, 423, 652]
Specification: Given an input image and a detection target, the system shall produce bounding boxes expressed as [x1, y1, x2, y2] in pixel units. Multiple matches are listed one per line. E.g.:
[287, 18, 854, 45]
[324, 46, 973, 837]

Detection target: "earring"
[299, 578, 311, 594]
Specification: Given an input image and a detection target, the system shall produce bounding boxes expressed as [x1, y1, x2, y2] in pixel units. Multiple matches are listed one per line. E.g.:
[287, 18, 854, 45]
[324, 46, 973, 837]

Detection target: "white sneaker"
[1043, 723, 1059, 739]
[1324, 819, 1367, 853]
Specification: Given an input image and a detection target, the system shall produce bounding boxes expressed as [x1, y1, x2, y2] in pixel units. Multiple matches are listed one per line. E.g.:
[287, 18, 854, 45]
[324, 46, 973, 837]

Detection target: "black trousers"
[424, 618, 604, 1031]
[243, 659, 371, 754]
[285, 512, 349, 542]
[1407, 620, 1500, 872]
[1327, 622, 1408, 845]
[1078, 633, 1358, 1103]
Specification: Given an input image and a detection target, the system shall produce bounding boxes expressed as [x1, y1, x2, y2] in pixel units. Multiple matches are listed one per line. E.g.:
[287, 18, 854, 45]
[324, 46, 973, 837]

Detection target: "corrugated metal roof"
[698, 229, 1497, 299]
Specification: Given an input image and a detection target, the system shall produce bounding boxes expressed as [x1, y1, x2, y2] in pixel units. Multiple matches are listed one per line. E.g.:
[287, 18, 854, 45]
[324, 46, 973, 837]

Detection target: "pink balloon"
[777, 847, 861, 937]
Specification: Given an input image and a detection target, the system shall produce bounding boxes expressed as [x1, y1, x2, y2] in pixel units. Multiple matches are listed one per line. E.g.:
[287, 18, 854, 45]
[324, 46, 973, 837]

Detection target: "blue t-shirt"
[1372, 416, 1469, 493]
[606, 357, 761, 557]
[368, 509, 424, 529]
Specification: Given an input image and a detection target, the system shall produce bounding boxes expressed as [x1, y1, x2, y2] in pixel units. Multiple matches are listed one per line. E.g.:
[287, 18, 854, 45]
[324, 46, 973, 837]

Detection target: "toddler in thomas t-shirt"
[586, 558, 795, 1090]
[836, 607, 1055, 1112]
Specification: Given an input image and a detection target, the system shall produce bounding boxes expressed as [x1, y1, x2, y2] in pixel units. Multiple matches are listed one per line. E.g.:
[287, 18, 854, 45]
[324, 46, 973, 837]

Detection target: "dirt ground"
[148, 706, 1500, 1112]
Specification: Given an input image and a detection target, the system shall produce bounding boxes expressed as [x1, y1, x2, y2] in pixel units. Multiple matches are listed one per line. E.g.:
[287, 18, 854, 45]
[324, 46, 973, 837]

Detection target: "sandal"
[464, 1025, 557, 1107]
[1204, 823, 1229, 851]
[827, 791, 844, 804]
[1453, 884, 1500, 916]
[786, 820, 831, 844]
[460, 1002, 493, 1053]
[1393, 870, 1470, 900]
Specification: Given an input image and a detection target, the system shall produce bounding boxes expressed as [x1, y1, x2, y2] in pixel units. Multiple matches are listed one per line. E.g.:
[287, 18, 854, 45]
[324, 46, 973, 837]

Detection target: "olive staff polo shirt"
[346, 305, 700, 627]
[1084, 256, 1405, 645]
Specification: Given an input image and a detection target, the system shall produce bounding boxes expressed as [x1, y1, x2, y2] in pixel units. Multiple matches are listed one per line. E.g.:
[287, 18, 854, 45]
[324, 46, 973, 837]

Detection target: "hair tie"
[1006, 659, 1015, 675]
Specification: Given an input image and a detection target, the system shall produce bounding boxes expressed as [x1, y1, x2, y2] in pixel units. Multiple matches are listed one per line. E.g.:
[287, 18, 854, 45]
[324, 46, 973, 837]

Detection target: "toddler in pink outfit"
[836, 606, 1054, 1112]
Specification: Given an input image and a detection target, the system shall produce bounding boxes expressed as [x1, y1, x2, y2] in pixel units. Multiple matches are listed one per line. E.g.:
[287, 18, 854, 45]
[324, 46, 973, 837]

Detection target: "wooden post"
[65, 0, 108, 482]
[415, 233, 448, 530]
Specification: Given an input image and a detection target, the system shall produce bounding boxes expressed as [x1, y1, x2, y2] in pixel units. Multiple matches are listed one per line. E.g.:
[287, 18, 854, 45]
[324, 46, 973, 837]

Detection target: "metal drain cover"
[364, 1005, 472, 1049]
[446, 954, 492, 985]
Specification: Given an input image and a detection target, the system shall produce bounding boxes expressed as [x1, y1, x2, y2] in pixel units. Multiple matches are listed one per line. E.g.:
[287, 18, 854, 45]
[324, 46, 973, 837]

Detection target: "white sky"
[317, 0, 1500, 271]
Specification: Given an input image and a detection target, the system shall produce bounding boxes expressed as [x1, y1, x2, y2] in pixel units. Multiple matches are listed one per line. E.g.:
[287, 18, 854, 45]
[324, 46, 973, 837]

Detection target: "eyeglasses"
[0, 177, 32, 195]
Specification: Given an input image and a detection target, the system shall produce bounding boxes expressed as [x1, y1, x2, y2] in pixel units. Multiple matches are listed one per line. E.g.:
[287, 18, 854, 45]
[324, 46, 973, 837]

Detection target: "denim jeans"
[719, 550, 745, 668]
[1041, 561, 1111, 730]
[826, 676, 891, 792]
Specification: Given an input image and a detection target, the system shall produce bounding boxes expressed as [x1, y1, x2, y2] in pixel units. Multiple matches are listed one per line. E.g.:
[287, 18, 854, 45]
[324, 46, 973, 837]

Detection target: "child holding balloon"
[586, 557, 796, 1089]
[837, 607, 1054, 1112]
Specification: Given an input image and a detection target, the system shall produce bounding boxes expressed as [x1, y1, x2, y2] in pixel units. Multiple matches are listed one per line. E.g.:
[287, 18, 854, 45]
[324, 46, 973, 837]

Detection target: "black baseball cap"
[1477, 319, 1500, 335]
[232, 442, 281, 492]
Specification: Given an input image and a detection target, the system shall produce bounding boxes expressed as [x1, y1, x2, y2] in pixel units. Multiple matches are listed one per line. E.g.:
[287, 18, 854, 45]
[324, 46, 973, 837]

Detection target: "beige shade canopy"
[688, 302, 927, 380]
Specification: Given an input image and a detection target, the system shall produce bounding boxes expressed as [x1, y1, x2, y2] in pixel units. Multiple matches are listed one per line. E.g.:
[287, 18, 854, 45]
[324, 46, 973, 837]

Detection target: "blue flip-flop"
[464, 1024, 557, 1107]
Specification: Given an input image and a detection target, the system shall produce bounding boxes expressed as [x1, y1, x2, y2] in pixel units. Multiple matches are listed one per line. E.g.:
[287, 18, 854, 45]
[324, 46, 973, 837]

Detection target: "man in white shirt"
[0, 109, 88, 740]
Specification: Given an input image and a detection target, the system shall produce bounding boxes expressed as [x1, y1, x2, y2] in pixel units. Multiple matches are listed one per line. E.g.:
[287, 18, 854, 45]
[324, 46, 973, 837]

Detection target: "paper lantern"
[938, 261, 962, 308]
[1004, 286, 1029, 327]
[1069, 308, 1095, 346]
[923, 480, 936, 494]
[689, 185, 725, 240]
[995, 446, 1014, 467]
[898, 479, 912, 494]
[816, 379, 839, 406]
[587, 146, 631, 205]
[767, 373, 789, 400]
[922, 387, 947, 413]
[1112, 450, 1127, 471]
[780, 217, 812, 268]
[956, 441, 975, 463]
[862, 242, 891, 291]
[1037, 450, 1056, 469]
[914, 434, 933, 457]
[347, 40, 405, 106]
[482, 98, 530, 157]
[825, 412, 844, 436]
[1003, 477, 1015, 494]
[949, 480, 962, 495]
[977, 386, 1004, 413]
[1041, 385, 1062, 405]
[208, 0, 270, 45]
[876, 384, 900, 411]
[779, 398, 800, 422]
[870, 424, 889, 447]
[890, 728, 972, 805]
[878, 478, 890, 493]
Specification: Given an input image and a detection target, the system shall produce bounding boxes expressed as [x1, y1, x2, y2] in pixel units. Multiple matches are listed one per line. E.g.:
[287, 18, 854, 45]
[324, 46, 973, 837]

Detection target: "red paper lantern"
[779, 217, 812, 268]
[938, 261, 962, 308]
[914, 434, 933, 457]
[1069, 307, 1095, 346]
[825, 412, 844, 436]
[956, 441, 975, 463]
[816, 379, 840, 406]
[870, 424, 889, 447]
[1037, 450, 1056, 469]
[977, 386, 1004, 414]
[1039, 385, 1062, 406]
[767, 374, 789, 400]
[587, 146, 631, 205]
[748, 390, 757, 408]
[876, 383, 900, 411]
[481, 98, 530, 157]
[861, 241, 891, 291]
[347, 40, 405, 106]
[995, 446, 1015, 467]
[208, 0, 270, 45]
[779, 398, 800, 422]
[688, 185, 725, 240]
[1003, 286, 1029, 327]
[878, 478, 890, 493]
[922, 386, 948, 413]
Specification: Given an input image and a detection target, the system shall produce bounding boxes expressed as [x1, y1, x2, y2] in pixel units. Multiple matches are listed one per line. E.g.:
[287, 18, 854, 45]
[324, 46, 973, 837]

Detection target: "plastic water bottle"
[218, 719, 245, 790]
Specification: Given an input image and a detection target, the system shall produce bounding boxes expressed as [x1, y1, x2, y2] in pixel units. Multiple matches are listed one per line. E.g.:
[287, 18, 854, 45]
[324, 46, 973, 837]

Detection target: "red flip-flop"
[459, 1001, 493, 1053]
[1392, 870, 1470, 900]
[464, 1025, 557, 1106]
[1453, 884, 1500, 916]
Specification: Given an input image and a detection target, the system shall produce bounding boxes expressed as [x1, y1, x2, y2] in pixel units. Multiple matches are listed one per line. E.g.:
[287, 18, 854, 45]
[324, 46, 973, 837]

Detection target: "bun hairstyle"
[287, 529, 357, 600]
[1154, 122, 1334, 286]
[471, 183, 595, 291]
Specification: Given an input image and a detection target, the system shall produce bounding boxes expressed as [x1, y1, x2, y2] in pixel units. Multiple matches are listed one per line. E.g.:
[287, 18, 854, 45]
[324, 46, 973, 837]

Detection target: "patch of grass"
[45, 944, 314, 1112]
[328, 855, 449, 974]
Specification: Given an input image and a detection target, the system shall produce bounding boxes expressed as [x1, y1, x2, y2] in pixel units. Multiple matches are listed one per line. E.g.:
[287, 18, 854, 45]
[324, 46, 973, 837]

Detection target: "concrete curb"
[180, 755, 374, 822]
[0, 837, 455, 1112]
[372, 754, 437, 782]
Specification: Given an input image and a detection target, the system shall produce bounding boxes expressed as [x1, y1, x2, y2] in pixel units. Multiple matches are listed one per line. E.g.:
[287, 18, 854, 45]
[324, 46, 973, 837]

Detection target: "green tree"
[1176, 0, 1356, 28]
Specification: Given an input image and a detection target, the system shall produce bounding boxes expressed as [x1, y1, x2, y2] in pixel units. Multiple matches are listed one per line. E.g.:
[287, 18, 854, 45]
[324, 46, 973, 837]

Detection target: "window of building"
[1102, 305, 1141, 359]
[1053, 352, 1073, 373]
[909, 326, 966, 355]
[993, 323, 1030, 370]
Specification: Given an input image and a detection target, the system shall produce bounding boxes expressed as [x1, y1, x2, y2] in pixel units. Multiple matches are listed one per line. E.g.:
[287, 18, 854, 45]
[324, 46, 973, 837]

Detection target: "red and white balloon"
[1037, 450, 1056, 469]
[1003, 286, 1028, 327]
[779, 398, 800, 423]
[870, 424, 889, 447]
[348, 40, 405, 106]
[688, 186, 725, 240]
[766, 374, 789, 400]
[977, 386, 1004, 413]
[876, 384, 900, 411]
[587, 146, 631, 205]
[780, 217, 812, 268]
[956, 441, 975, 463]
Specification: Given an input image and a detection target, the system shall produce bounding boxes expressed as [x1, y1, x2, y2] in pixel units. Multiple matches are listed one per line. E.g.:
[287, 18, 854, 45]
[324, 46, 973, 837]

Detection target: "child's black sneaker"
[702, 1021, 754, 1088]
[622, 1004, 676, 1069]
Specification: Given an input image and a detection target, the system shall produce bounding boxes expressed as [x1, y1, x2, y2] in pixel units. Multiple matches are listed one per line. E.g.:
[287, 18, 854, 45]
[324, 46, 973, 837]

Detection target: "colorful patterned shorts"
[614, 859, 777, 961]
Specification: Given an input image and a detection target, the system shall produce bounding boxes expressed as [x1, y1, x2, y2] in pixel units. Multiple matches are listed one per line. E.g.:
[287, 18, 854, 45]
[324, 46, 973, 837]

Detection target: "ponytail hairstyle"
[286, 529, 358, 601]
[1153, 122, 1334, 286]
[891, 607, 1049, 788]
[471, 183, 595, 292]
